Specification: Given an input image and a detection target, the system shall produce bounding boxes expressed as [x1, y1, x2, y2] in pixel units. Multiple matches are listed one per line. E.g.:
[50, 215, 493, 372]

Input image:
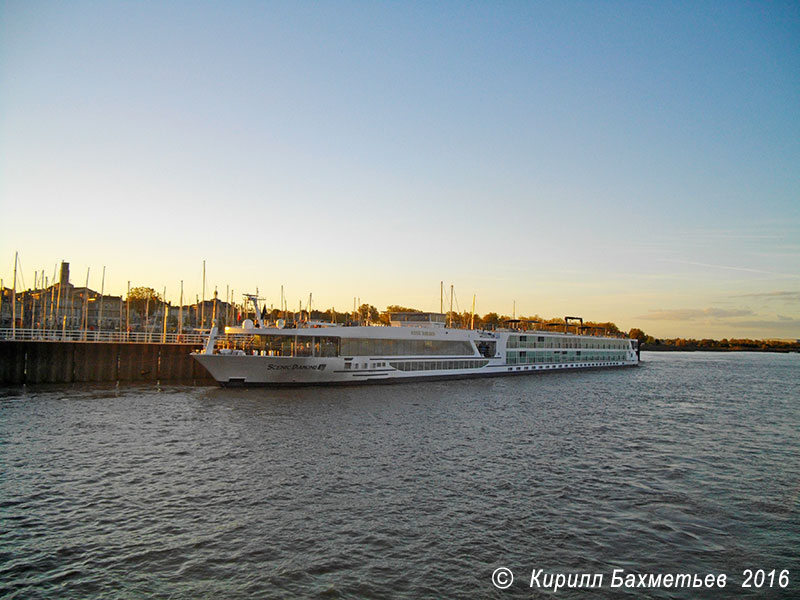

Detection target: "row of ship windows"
[507, 337, 631, 350]
[221, 336, 473, 358]
[507, 351, 629, 364]
[342, 338, 473, 356]
[507, 363, 623, 372]
[389, 360, 490, 372]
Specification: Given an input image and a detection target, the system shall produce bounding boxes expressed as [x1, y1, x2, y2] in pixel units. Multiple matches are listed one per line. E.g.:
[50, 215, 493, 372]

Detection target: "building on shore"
[1, 261, 237, 333]
[1, 262, 123, 331]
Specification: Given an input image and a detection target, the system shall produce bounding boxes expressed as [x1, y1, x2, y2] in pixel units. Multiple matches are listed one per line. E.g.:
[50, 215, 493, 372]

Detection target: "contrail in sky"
[661, 259, 800, 279]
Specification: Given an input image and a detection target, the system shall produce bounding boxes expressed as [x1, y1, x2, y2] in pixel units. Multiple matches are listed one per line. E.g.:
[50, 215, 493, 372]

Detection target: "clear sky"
[2, 1, 798, 339]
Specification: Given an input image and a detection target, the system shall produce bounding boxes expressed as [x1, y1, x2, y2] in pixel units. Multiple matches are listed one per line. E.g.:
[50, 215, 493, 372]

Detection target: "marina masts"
[98, 266, 106, 331]
[12, 251, 17, 339]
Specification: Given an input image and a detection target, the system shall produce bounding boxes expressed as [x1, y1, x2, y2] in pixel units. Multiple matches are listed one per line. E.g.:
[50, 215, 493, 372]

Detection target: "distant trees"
[645, 337, 799, 351]
[379, 305, 420, 325]
[586, 321, 620, 335]
[614, 332, 798, 351]
[320, 303, 647, 336]
[113, 289, 800, 351]
[320, 309, 347, 324]
[482, 312, 501, 327]
[126, 286, 163, 317]
[628, 328, 647, 345]
[357, 304, 379, 324]
[385, 305, 421, 313]
[447, 311, 477, 329]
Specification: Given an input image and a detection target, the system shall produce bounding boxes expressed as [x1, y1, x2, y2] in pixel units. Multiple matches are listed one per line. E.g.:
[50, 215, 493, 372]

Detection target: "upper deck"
[388, 312, 446, 328]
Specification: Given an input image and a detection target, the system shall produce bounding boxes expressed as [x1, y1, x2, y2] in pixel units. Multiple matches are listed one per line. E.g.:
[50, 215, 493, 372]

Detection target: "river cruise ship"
[193, 305, 639, 386]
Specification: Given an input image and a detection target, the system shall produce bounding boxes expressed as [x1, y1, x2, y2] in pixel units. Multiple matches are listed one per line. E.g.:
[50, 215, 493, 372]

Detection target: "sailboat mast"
[50, 264, 57, 329]
[163, 286, 168, 342]
[82, 267, 90, 339]
[201, 260, 206, 329]
[470, 294, 476, 330]
[449, 284, 453, 328]
[99, 266, 106, 331]
[12, 251, 17, 338]
[179, 280, 184, 336]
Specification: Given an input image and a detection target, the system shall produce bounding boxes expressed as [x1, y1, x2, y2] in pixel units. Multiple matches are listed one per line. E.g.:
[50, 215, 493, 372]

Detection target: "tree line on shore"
[628, 328, 799, 352]
[104, 289, 800, 351]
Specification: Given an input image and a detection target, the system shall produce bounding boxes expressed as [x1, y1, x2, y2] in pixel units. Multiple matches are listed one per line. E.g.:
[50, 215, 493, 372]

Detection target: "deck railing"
[0, 328, 207, 344]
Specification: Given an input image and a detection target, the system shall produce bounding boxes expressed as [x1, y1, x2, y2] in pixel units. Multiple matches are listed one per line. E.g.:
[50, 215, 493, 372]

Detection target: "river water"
[1, 352, 798, 599]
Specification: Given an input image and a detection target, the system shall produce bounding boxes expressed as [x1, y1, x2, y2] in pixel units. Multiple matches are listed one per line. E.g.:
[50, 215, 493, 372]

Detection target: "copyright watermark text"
[491, 567, 790, 592]
[492, 567, 514, 589]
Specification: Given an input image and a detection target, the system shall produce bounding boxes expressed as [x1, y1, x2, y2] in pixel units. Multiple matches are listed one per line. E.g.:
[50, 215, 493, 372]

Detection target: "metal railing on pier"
[0, 328, 207, 345]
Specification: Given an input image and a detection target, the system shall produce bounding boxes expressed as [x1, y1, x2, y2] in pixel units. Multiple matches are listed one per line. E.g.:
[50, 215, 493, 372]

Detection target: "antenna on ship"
[244, 292, 266, 328]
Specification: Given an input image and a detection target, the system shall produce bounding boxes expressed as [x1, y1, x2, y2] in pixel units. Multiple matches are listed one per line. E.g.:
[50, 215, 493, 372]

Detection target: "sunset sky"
[2, 1, 798, 339]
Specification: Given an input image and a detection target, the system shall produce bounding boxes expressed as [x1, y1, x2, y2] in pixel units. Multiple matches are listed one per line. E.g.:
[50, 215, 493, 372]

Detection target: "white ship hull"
[193, 352, 637, 386]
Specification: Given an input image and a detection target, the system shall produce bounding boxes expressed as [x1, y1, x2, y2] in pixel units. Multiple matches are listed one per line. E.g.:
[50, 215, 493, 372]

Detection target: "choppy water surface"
[1, 352, 798, 599]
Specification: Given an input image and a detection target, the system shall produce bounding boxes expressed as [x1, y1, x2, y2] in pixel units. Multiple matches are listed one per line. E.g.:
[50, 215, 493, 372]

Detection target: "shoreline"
[642, 345, 798, 353]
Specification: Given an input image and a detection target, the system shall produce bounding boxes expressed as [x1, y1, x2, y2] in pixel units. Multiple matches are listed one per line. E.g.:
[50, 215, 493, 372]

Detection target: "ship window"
[314, 336, 340, 357]
[476, 341, 496, 358]
[294, 338, 313, 357]
[249, 335, 295, 357]
[340, 338, 473, 356]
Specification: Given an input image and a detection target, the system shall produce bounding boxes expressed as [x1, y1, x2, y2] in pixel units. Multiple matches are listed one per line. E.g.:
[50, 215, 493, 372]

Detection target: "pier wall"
[0, 341, 214, 385]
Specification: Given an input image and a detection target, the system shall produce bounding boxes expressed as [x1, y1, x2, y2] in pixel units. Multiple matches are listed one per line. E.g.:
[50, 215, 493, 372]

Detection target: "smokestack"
[60, 262, 70, 286]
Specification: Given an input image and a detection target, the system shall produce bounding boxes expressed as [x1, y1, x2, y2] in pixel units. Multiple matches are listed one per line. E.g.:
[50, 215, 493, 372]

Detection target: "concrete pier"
[0, 341, 213, 385]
